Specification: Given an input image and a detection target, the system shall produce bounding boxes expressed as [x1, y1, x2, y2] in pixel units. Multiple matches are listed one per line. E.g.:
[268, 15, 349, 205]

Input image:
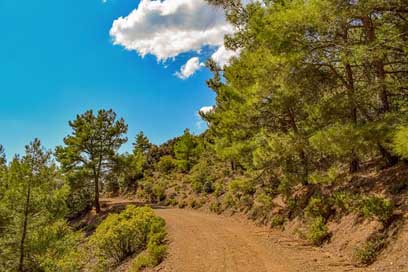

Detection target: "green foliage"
[157, 155, 176, 174]
[174, 129, 201, 172]
[130, 243, 167, 272]
[213, 181, 225, 197]
[133, 131, 152, 155]
[228, 177, 255, 199]
[304, 195, 332, 219]
[139, 180, 166, 203]
[331, 191, 356, 213]
[189, 199, 202, 209]
[178, 200, 187, 209]
[222, 192, 236, 209]
[0, 139, 73, 271]
[209, 201, 223, 214]
[393, 126, 408, 159]
[306, 216, 330, 246]
[36, 220, 84, 272]
[249, 192, 274, 221]
[309, 165, 341, 185]
[89, 206, 166, 267]
[358, 196, 394, 223]
[270, 215, 285, 228]
[56, 109, 128, 213]
[190, 160, 214, 194]
[353, 235, 385, 265]
[153, 183, 166, 202]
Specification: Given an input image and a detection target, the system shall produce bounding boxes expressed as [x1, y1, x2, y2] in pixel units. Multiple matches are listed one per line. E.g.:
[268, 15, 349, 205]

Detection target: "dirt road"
[154, 208, 361, 272]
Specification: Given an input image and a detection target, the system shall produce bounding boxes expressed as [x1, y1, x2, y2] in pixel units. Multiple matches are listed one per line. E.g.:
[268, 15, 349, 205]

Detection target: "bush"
[213, 181, 225, 197]
[305, 195, 332, 219]
[178, 201, 187, 209]
[358, 196, 394, 223]
[89, 206, 166, 267]
[228, 177, 255, 209]
[270, 215, 285, 228]
[189, 199, 201, 209]
[250, 193, 273, 221]
[190, 161, 214, 194]
[153, 183, 166, 202]
[353, 235, 385, 265]
[209, 201, 222, 214]
[130, 236, 168, 271]
[331, 191, 355, 213]
[222, 192, 235, 209]
[36, 220, 84, 272]
[306, 216, 330, 246]
[191, 180, 203, 194]
[166, 198, 178, 206]
[392, 126, 408, 159]
[157, 156, 176, 174]
[229, 178, 255, 198]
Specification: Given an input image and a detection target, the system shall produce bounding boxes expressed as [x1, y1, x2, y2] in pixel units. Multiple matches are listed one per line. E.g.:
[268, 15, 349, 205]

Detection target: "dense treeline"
[0, 0, 407, 270]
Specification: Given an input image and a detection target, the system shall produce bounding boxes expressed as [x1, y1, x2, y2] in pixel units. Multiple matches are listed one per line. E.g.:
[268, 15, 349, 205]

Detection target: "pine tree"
[0, 139, 70, 271]
[56, 109, 128, 213]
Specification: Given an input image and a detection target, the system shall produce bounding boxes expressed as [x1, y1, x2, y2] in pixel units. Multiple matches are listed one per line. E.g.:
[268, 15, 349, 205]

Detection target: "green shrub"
[130, 236, 168, 271]
[189, 199, 201, 209]
[153, 183, 166, 202]
[157, 156, 176, 174]
[306, 216, 330, 246]
[229, 178, 255, 198]
[178, 201, 187, 209]
[191, 180, 203, 194]
[353, 235, 385, 265]
[309, 165, 341, 185]
[89, 206, 166, 267]
[305, 195, 331, 219]
[213, 181, 225, 197]
[358, 196, 394, 222]
[209, 201, 222, 214]
[270, 215, 285, 228]
[250, 193, 273, 220]
[392, 126, 408, 159]
[166, 198, 178, 206]
[36, 220, 85, 272]
[331, 191, 355, 213]
[203, 181, 214, 194]
[190, 161, 214, 194]
[228, 177, 255, 209]
[222, 192, 235, 209]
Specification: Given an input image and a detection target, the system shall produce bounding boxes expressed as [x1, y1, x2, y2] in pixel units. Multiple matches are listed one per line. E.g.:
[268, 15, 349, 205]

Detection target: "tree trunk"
[345, 62, 360, 173]
[94, 175, 101, 213]
[361, 15, 398, 167]
[18, 183, 31, 272]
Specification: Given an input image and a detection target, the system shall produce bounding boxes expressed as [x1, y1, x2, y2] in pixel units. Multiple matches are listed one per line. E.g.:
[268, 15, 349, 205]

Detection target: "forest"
[1, 0, 407, 271]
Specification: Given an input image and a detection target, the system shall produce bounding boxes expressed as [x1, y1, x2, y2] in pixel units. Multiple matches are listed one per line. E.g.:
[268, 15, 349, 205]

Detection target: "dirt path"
[100, 199, 361, 272]
[153, 208, 361, 272]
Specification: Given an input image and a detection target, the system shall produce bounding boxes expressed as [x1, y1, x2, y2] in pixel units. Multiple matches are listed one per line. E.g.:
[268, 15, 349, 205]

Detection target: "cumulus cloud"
[199, 106, 214, 114]
[175, 57, 204, 79]
[211, 45, 240, 67]
[110, 0, 235, 61]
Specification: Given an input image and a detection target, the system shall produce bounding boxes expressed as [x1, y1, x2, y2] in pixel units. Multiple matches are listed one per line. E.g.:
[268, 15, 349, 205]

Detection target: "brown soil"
[153, 208, 362, 272]
[99, 198, 407, 272]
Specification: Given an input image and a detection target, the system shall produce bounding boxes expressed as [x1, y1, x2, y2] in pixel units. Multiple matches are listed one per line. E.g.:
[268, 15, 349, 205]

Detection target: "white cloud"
[175, 57, 204, 79]
[199, 106, 214, 114]
[211, 45, 240, 67]
[110, 0, 234, 61]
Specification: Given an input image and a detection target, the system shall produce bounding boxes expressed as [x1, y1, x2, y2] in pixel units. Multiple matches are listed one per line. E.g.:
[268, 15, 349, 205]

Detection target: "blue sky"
[0, 0, 235, 159]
